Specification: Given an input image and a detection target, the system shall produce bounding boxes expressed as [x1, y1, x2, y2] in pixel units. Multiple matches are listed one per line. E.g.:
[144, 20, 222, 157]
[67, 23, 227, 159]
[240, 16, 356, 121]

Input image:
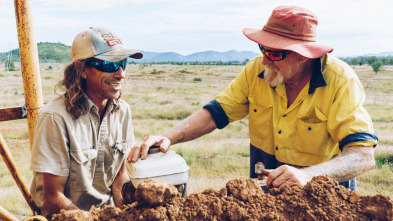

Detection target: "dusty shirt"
[30, 94, 134, 215]
[204, 54, 378, 167]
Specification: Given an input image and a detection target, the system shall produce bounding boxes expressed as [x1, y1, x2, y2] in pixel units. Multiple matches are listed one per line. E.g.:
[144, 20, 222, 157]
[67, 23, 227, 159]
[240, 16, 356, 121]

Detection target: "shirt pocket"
[294, 107, 329, 156]
[104, 140, 128, 185]
[69, 148, 97, 192]
[248, 96, 274, 151]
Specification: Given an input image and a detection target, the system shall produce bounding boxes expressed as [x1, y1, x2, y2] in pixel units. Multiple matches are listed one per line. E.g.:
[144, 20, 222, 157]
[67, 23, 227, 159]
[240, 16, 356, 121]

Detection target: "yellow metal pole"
[0, 132, 41, 215]
[0, 205, 20, 221]
[14, 0, 43, 148]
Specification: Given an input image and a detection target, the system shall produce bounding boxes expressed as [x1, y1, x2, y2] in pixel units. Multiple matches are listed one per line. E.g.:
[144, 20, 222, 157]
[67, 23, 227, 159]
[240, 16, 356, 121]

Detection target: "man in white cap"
[30, 27, 142, 216]
[128, 6, 378, 191]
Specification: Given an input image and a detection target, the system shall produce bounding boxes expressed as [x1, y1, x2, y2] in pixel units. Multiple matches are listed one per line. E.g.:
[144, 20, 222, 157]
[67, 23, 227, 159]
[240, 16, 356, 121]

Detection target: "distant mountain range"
[0, 42, 392, 63]
[0, 42, 259, 63]
[136, 50, 259, 63]
[365, 52, 393, 57]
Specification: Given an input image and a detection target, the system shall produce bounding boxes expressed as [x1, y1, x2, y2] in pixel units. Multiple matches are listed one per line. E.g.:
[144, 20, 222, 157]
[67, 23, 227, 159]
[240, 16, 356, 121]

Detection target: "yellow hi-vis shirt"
[204, 54, 378, 167]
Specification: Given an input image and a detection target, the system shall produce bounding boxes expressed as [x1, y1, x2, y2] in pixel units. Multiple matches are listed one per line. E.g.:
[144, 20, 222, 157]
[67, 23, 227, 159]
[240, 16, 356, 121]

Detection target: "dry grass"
[0, 63, 392, 216]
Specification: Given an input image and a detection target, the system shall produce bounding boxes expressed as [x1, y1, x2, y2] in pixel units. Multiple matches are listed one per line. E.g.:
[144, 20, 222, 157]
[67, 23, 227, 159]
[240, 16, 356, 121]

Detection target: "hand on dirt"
[127, 135, 171, 163]
[263, 165, 312, 188]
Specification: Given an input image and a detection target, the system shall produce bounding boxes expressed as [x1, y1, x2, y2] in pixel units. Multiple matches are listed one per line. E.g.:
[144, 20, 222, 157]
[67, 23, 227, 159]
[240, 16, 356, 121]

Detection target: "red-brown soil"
[51, 176, 393, 221]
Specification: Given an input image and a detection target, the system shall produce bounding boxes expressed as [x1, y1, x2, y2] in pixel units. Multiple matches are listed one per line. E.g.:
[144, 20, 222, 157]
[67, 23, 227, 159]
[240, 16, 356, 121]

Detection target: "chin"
[106, 91, 121, 100]
[264, 65, 284, 87]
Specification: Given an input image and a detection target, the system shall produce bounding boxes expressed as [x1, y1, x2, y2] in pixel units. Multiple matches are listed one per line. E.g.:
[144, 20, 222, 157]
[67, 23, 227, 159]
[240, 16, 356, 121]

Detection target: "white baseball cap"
[70, 27, 143, 62]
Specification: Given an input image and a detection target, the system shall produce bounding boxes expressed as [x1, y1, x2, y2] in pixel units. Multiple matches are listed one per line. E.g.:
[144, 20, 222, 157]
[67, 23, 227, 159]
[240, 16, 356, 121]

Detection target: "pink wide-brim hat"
[243, 5, 333, 59]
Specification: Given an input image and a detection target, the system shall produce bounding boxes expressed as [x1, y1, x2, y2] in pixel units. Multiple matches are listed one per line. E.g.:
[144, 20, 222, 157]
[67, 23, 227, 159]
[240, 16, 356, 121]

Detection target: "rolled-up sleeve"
[203, 100, 229, 129]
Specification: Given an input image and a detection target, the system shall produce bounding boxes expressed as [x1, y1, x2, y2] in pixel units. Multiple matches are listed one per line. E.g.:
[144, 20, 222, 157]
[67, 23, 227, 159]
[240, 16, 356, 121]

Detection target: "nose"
[113, 67, 126, 79]
[262, 55, 272, 65]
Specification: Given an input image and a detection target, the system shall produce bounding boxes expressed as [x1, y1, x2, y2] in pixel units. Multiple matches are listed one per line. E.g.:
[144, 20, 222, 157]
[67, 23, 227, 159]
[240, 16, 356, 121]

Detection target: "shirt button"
[308, 127, 312, 131]
[254, 109, 257, 112]
[275, 147, 278, 150]
[278, 130, 281, 134]
[97, 163, 101, 167]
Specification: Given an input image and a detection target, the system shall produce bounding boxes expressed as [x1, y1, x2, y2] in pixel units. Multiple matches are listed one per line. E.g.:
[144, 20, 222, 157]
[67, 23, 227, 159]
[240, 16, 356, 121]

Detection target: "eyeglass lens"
[101, 60, 127, 72]
[88, 59, 127, 73]
[258, 45, 287, 61]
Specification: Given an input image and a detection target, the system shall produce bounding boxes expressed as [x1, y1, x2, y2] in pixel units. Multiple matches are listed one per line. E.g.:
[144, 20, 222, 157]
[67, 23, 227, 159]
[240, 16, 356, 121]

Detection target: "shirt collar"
[258, 57, 327, 94]
[83, 92, 118, 113]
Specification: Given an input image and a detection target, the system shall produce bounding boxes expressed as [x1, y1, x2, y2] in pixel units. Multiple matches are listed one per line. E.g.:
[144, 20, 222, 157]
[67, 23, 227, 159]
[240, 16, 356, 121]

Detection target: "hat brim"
[243, 28, 333, 59]
[94, 48, 143, 62]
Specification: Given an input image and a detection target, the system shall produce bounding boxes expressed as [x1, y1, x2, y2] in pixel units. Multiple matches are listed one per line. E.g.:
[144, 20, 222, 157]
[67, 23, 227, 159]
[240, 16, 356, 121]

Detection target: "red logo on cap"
[107, 38, 123, 46]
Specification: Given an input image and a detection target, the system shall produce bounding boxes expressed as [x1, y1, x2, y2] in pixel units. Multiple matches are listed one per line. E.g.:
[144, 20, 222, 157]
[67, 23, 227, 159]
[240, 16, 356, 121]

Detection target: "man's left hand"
[261, 165, 312, 188]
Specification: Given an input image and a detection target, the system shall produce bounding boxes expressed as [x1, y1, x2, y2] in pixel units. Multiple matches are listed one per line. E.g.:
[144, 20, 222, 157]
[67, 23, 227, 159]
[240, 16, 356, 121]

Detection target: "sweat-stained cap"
[243, 5, 333, 59]
[70, 27, 143, 62]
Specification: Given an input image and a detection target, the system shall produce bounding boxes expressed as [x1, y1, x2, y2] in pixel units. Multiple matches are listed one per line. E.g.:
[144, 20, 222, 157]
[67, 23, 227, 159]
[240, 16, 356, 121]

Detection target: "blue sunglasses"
[86, 59, 127, 73]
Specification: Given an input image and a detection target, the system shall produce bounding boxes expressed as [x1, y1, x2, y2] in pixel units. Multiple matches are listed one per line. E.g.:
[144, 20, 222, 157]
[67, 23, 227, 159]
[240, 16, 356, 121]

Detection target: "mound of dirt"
[134, 178, 180, 206]
[51, 176, 393, 221]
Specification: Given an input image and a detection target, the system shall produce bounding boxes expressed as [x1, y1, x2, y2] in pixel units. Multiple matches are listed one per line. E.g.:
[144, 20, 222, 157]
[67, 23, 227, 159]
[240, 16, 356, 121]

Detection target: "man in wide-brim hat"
[129, 5, 378, 191]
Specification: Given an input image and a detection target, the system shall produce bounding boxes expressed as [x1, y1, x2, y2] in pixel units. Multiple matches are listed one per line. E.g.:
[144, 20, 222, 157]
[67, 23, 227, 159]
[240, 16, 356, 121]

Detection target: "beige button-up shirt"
[30, 94, 134, 214]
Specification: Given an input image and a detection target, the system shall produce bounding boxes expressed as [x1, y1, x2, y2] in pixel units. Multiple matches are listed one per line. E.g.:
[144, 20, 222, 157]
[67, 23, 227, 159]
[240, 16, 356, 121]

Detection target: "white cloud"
[0, 0, 392, 56]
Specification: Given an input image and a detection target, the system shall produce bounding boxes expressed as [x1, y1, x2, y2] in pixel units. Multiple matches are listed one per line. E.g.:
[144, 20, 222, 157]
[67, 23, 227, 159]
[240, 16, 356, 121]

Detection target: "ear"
[81, 69, 88, 79]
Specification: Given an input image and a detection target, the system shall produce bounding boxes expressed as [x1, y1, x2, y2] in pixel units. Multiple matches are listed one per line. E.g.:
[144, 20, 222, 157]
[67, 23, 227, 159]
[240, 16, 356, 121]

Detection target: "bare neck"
[88, 96, 108, 120]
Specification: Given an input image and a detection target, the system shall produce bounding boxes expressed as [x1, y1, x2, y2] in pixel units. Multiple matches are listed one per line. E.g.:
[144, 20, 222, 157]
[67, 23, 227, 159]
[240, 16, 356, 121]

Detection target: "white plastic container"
[126, 149, 190, 187]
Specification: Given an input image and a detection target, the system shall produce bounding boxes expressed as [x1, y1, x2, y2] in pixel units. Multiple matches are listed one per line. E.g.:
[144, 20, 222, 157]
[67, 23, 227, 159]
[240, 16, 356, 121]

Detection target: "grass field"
[0, 62, 392, 216]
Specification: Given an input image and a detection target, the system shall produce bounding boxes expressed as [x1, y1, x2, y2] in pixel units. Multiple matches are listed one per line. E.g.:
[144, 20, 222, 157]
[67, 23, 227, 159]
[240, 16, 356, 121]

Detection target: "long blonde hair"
[55, 60, 88, 119]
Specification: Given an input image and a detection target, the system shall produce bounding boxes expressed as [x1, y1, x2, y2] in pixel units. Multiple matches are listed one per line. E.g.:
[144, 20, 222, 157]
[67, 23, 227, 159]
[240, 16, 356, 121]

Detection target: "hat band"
[262, 25, 316, 42]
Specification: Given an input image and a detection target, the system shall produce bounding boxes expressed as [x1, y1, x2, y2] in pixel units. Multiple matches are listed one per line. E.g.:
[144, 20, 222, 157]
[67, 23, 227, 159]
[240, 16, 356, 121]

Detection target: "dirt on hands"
[51, 176, 393, 221]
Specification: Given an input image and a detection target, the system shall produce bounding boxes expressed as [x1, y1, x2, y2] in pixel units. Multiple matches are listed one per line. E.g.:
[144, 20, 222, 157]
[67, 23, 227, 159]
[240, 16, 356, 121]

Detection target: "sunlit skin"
[42, 62, 128, 214]
[261, 47, 314, 106]
[81, 61, 125, 116]
[127, 47, 374, 190]
[261, 47, 312, 88]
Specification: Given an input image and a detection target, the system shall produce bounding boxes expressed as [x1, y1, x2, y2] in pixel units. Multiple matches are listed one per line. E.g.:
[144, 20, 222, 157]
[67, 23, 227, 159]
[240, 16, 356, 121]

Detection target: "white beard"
[264, 64, 284, 87]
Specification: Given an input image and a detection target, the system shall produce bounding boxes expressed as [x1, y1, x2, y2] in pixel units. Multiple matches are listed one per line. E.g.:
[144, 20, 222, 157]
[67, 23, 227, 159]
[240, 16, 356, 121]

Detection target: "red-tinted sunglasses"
[259, 45, 291, 61]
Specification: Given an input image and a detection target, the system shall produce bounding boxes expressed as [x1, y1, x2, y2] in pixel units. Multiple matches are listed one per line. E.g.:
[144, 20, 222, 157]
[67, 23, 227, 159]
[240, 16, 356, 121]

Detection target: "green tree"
[367, 56, 379, 65]
[381, 57, 388, 65]
[388, 57, 393, 65]
[350, 58, 359, 66]
[370, 61, 383, 75]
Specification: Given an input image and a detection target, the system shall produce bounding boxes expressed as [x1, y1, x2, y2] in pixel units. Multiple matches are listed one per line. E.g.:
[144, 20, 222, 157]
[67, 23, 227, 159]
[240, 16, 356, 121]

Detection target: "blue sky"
[1, 0, 392, 57]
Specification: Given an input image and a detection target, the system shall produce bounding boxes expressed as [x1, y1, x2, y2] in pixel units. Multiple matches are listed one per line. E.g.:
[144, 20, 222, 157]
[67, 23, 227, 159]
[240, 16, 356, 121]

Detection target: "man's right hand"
[128, 109, 218, 163]
[127, 135, 171, 163]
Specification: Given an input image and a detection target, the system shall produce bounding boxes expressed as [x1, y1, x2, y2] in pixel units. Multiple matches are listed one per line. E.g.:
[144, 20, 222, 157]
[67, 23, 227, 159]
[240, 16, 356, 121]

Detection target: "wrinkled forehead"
[261, 45, 287, 52]
[266, 47, 285, 52]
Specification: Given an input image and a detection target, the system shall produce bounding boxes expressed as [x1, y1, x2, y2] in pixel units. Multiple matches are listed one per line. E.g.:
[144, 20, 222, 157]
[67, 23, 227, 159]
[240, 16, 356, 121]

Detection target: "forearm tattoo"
[175, 135, 185, 144]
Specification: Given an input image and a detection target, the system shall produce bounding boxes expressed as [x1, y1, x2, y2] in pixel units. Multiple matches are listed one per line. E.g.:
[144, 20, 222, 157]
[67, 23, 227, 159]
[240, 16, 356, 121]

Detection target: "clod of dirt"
[51, 176, 393, 221]
[134, 178, 180, 206]
[51, 209, 89, 221]
[225, 178, 262, 201]
[349, 191, 360, 203]
[89, 205, 122, 220]
[360, 194, 393, 221]
[24, 215, 48, 221]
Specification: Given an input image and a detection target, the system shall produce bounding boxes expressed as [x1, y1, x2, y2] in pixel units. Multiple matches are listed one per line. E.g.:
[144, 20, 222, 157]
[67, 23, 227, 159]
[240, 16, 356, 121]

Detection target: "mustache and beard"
[264, 64, 284, 87]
